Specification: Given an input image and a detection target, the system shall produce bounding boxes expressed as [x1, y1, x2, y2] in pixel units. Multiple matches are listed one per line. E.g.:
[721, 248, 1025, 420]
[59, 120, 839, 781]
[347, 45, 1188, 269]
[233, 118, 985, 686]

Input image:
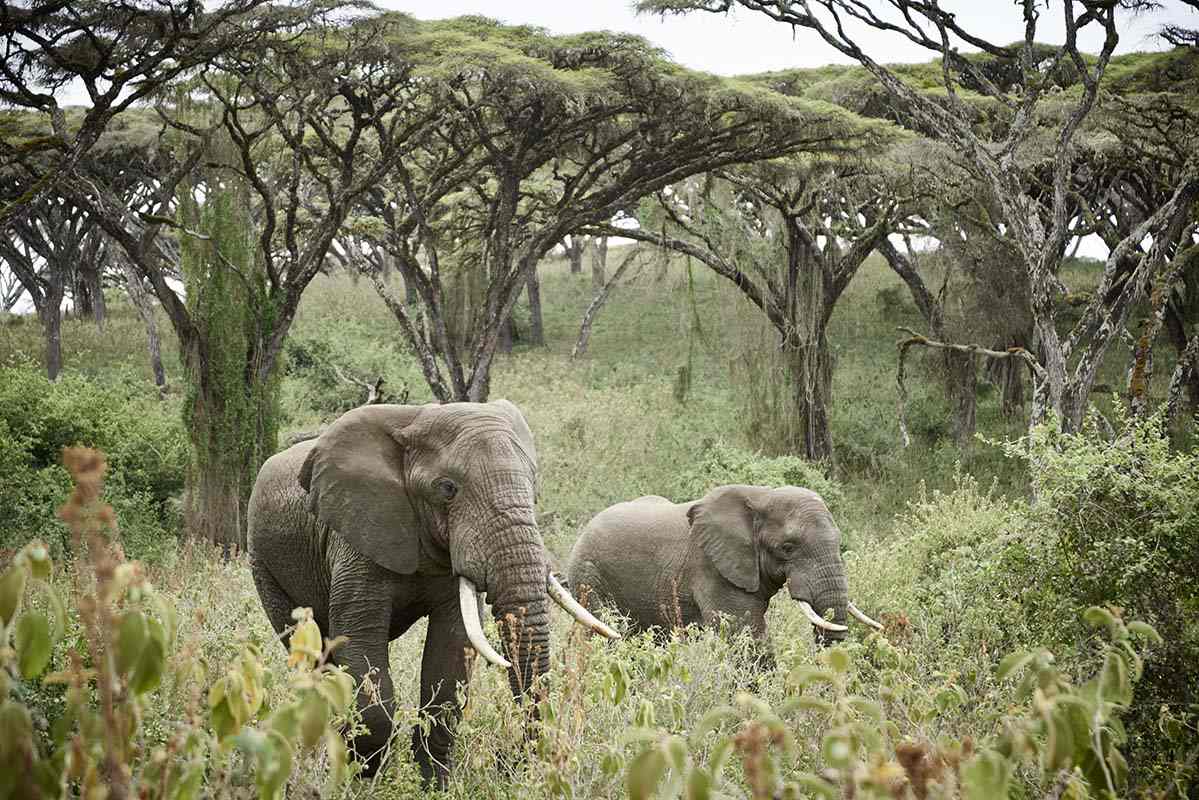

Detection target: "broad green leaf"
[0, 566, 27, 626]
[709, 738, 735, 775]
[824, 647, 851, 675]
[847, 697, 884, 721]
[664, 735, 688, 773]
[1044, 706, 1074, 772]
[299, 690, 331, 748]
[269, 704, 300, 742]
[24, 543, 51, 581]
[627, 747, 668, 800]
[996, 650, 1034, 682]
[1083, 606, 1116, 633]
[782, 696, 834, 716]
[130, 634, 165, 696]
[685, 766, 712, 800]
[787, 665, 835, 689]
[1126, 621, 1161, 644]
[15, 611, 52, 679]
[601, 750, 625, 778]
[961, 749, 1011, 800]
[172, 764, 205, 800]
[1100, 652, 1131, 706]
[0, 701, 34, 761]
[116, 611, 149, 676]
[318, 669, 355, 713]
[325, 730, 349, 796]
[255, 731, 294, 800]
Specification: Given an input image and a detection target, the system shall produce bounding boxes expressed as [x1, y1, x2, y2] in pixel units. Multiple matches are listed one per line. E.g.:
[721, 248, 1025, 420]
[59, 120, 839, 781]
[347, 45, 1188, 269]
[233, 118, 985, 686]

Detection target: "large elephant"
[565, 484, 880, 650]
[247, 400, 616, 785]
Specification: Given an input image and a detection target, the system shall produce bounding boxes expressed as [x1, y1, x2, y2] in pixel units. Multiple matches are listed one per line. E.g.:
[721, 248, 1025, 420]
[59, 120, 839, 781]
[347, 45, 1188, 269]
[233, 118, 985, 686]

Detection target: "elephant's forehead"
[449, 428, 531, 466]
[768, 487, 828, 514]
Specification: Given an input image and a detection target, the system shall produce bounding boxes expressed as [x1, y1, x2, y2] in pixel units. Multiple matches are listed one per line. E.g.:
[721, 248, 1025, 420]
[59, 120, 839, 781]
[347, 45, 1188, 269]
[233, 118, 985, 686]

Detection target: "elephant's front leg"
[328, 563, 395, 778]
[413, 595, 473, 787]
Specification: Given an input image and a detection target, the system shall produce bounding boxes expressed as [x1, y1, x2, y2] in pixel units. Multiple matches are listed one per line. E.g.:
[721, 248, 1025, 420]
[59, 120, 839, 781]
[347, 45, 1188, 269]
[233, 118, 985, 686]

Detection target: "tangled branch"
[895, 326, 1045, 447]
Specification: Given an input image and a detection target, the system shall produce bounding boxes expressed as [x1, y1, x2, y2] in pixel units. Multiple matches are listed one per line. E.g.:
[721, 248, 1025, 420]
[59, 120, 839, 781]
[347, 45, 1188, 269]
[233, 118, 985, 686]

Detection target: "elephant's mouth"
[457, 574, 619, 668]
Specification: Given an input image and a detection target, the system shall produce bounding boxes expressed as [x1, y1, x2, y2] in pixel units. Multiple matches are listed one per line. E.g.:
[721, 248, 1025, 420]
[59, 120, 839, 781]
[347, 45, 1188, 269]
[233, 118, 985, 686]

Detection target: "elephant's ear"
[687, 485, 769, 593]
[299, 404, 427, 574]
[489, 398, 538, 474]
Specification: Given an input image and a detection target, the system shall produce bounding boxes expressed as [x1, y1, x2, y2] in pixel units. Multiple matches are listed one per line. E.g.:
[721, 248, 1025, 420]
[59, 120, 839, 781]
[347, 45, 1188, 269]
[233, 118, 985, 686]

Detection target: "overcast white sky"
[378, 1, 1195, 75]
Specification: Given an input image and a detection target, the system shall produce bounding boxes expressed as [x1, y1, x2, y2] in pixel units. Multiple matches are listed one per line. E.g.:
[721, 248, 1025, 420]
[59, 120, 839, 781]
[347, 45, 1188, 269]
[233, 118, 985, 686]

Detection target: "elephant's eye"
[434, 478, 458, 502]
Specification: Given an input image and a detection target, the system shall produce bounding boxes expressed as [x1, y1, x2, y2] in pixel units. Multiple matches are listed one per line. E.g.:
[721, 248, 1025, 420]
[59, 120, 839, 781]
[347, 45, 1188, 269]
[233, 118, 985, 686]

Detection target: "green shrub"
[1006, 408, 1199, 790]
[625, 610, 1161, 800]
[0, 366, 187, 562]
[671, 440, 843, 512]
[0, 449, 355, 800]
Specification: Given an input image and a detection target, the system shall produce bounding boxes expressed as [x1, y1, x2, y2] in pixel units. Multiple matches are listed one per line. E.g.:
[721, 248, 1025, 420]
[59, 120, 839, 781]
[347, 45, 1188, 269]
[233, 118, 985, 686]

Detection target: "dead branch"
[571, 246, 645, 360]
[329, 363, 387, 405]
[895, 326, 1045, 447]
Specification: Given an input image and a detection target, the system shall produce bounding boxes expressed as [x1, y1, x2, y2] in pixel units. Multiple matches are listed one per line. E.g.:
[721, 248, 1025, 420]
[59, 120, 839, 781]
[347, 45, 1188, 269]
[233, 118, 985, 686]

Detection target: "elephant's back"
[566, 496, 691, 622]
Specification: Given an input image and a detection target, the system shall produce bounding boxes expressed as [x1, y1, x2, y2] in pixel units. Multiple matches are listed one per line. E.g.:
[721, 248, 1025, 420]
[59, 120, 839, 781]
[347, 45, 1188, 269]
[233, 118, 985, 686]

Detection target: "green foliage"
[671, 440, 843, 512]
[0, 450, 355, 800]
[179, 154, 280, 544]
[0, 365, 186, 561]
[625, 613, 1157, 800]
[1004, 407, 1199, 788]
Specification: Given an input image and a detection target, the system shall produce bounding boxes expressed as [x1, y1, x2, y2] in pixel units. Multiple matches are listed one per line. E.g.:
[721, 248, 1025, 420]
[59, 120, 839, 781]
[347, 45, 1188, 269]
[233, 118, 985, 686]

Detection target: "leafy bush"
[0, 366, 187, 562]
[672, 440, 843, 512]
[624, 610, 1160, 800]
[0, 449, 355, 800]
[283, 335, 410, 420]
[1005, 408, 1199, 790]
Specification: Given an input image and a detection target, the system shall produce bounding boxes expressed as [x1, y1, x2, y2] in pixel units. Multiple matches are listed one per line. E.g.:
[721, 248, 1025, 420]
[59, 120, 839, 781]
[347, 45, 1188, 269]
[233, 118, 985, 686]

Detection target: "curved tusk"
[848, 601, 884, 631]
[547, 574, 621, 640]
[797, 600, 848, 633]
[458, 577, 512, 669]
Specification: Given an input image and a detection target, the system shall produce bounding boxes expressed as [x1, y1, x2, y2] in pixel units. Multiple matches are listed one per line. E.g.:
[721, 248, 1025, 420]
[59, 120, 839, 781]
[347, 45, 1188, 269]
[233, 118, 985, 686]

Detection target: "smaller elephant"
[565, 485, 881, 650]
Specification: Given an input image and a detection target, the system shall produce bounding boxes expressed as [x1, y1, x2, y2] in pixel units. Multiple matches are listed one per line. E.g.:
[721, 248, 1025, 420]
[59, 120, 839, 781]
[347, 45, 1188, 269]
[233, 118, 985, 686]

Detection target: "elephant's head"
[688, 484, 881, 644]
[299, 400, 614, 701]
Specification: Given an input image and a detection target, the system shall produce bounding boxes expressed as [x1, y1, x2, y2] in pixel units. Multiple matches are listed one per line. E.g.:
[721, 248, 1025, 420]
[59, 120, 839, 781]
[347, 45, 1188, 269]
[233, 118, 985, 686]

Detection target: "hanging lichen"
[177, 137, 279, 552]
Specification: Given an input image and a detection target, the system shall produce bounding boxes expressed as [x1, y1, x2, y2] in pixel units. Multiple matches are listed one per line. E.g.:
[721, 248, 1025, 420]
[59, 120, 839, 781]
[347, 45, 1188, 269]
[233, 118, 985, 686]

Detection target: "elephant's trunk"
[483, 525, 551, 700]
[789, 559, 849, 646]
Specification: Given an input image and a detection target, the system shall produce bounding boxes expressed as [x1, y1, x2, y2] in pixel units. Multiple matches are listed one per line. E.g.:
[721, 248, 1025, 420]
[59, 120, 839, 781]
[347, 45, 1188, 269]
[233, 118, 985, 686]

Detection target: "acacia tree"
[350, 20, 869, 403]
[650, 0, 1199, 433]
[592, 147, 899, 461]
[0, 185, 94, 380]
[0, 0, 295, 224]
[66, 11, 424, 549]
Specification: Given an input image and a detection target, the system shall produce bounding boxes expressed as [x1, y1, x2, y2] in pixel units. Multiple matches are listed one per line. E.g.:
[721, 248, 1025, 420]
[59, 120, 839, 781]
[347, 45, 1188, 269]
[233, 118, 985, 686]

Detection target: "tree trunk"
[591, 236, 608, 289]
[40, 270, 65, 382]
[945, 350, 977, 446]
[784, 334, 834, 463]
[121, 261, 167, 395]
[525, 265, 544, 347]
[986, 348, 1026, 418]
[566, 236, 584, 275]
[183, 340, 279, 555]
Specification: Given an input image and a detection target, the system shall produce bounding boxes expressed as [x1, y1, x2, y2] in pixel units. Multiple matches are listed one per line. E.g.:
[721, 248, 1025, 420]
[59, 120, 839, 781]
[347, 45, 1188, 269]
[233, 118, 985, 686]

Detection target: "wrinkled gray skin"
[247, 400, 548, 785]
[566, 485, 849, 651]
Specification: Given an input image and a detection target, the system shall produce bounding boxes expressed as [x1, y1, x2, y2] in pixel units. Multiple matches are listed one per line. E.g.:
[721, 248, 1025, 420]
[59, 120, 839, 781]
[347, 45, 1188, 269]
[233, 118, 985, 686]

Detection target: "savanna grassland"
[1, 251, 1196, 799]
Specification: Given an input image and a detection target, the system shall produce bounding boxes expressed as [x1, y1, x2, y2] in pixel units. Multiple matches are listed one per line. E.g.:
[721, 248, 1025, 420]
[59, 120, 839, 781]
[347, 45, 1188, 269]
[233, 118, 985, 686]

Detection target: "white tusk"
[848, 601, 884, 631]
[458, 577, 511, 669]
[547, 574, 621, 640]
[797, 600, 848, 632]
